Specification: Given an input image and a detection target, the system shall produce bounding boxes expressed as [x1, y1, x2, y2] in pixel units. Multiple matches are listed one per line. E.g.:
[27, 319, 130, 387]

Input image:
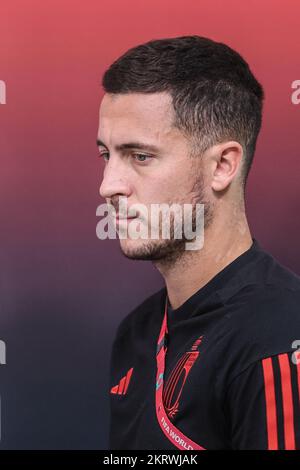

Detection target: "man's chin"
[118, 237, 186, 261]
[118, 238, 157, 260]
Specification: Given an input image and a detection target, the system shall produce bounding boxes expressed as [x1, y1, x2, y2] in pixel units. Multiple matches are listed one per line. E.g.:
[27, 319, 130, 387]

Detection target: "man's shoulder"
[219, 280, 300, 375]
[236, 282, 300, 329]
[214, 272, 300, 387]
[220, 242, 300, 302]
[222, 246, 300, 321]
[115, 286, 166, 340]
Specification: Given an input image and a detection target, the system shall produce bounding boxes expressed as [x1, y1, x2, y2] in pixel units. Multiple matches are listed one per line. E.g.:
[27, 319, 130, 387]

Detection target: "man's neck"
[154, 218, 253, 310]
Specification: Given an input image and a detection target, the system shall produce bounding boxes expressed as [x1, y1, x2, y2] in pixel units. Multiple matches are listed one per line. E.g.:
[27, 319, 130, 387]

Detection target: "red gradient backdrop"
[0, 0, 299, 449]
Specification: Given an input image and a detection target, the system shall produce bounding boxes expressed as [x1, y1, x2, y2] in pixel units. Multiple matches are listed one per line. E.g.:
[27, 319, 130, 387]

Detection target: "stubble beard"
[118, 173, 214, 268]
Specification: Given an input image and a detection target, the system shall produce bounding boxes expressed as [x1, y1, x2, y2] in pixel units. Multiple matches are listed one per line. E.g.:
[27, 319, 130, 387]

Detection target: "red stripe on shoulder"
[278, 353, 296, 450]
[262, 357, 278, 450]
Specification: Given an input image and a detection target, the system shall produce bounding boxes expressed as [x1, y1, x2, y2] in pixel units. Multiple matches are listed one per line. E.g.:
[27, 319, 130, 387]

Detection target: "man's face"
[97, 91, 213, 263]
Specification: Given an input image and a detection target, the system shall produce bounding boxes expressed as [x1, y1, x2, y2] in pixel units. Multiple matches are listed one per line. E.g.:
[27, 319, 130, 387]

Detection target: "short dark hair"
[102, 35, 264, 190]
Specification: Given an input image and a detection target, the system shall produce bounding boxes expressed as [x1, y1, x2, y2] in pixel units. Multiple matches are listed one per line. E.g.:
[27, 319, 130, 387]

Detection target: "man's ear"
[208, 141, 244, 192]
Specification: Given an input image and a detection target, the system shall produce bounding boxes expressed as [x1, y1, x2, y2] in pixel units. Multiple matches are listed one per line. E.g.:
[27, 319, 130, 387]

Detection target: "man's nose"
[99, 156, 131, 199]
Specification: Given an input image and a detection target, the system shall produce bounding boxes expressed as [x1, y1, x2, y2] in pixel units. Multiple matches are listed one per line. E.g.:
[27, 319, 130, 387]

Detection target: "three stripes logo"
[262, 352, 300, 450]
[111, 367, 134, 396]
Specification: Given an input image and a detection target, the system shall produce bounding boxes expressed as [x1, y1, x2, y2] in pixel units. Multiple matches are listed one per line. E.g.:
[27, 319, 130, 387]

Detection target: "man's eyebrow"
[96, 139, 160, 153]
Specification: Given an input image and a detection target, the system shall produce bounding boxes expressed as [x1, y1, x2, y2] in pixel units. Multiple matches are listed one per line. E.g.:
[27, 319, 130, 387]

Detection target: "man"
[97, 36, 300, 450]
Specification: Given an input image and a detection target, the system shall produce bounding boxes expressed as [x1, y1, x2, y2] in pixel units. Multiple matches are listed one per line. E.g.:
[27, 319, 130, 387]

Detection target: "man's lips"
[114, 214, 137, 222]
[115, 213, 136, 219]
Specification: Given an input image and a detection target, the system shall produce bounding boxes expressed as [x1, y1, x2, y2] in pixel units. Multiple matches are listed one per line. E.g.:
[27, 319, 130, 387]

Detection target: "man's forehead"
[99, 91, 175, 133]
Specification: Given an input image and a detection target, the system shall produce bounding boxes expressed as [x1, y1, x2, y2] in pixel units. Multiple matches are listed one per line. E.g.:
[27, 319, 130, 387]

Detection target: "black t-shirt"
[109, 237, 300, 450]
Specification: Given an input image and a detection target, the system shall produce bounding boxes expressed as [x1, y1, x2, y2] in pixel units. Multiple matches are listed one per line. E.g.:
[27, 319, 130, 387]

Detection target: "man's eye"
[133, 153, 152, 163]
[99, 152, 109, 161]
[97, 152, 151, 163]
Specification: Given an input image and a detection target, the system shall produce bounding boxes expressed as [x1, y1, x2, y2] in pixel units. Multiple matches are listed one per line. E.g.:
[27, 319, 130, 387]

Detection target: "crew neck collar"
[164, 237, 262, 326]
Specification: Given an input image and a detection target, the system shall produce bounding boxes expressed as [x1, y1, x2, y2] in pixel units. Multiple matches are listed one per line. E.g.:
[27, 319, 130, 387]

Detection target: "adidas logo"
[110, 367, 133, 395]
